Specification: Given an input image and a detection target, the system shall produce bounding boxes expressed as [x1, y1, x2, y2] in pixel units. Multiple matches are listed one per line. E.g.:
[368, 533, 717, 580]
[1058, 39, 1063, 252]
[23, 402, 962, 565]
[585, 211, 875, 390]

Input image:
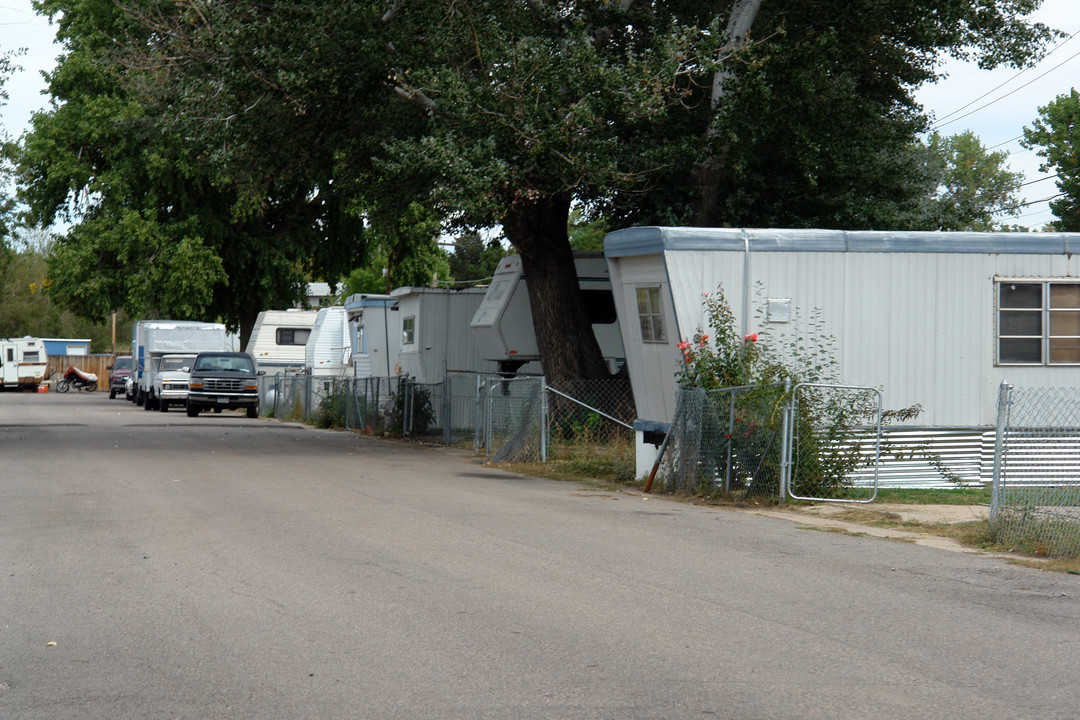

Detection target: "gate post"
[990, 380, 1013, 521]
[779, 377, 792, 504]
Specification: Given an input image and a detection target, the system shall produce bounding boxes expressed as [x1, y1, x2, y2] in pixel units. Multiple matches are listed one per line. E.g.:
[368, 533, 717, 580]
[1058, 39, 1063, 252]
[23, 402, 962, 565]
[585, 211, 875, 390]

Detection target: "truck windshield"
[161, 357, 192, 372]
[195, 356, 255, 373]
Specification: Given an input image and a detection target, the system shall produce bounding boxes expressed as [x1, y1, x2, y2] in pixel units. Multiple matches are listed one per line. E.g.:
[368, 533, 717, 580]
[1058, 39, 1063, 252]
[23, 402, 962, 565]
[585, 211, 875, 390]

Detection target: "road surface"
[2, 391, 1079, 719]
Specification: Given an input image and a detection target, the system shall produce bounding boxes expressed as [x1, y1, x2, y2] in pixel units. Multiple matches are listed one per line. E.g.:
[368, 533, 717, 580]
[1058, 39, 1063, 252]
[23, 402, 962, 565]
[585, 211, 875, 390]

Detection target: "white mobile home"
[470, 253, 625, 374]
[305, 306, 352, 376]
[392, 286, 496, 384]
[604, 227, 1080, 477]
[343, 294, 400, 378]
[0, 337, 48, 390]
[246, 309, 319, 371]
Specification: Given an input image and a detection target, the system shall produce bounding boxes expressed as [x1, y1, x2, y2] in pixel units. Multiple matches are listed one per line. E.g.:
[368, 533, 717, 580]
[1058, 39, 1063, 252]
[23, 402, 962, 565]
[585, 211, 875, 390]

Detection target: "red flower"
[744, 333, 758, 343]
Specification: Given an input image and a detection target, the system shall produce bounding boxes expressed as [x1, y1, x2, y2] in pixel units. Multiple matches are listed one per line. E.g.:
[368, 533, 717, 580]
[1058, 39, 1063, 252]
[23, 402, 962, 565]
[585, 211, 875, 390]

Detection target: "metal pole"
[474, 374, 483, 452]
[990, 380, 1012, 521]
[779, 377, 792, 503]
[725, 390, 736, 493]
[540, 376, 548, 462]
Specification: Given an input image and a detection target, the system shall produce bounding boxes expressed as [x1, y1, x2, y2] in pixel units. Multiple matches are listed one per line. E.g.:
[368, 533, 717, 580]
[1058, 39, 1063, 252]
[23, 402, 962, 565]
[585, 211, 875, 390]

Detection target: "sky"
[1, 0, 1078, 230]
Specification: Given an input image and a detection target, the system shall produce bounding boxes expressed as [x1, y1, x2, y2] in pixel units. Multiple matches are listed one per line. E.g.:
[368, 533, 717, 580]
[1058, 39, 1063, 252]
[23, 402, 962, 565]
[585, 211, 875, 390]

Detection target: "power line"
[933, 43, 1080, 131]
[933, 31, 1077, 126]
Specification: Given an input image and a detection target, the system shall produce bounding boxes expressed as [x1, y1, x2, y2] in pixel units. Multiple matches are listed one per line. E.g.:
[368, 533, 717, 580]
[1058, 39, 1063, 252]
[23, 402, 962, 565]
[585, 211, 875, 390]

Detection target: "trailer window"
[276, 328, 311, 346]
[583, 290, 618, 325]
[998, 281, 1080, 364]
[403, 316, 416, 345]
[636, 286, 666, 343]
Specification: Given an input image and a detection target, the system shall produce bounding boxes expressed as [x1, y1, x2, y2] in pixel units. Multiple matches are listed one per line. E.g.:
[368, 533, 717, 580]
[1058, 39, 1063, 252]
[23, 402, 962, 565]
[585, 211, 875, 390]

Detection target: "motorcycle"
[55, 366, 99, 393]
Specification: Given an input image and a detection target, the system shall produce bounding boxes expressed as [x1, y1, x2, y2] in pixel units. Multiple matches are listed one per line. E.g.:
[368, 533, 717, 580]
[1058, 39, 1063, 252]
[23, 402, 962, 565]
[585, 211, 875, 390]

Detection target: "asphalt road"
[2, 391, 1080, 719]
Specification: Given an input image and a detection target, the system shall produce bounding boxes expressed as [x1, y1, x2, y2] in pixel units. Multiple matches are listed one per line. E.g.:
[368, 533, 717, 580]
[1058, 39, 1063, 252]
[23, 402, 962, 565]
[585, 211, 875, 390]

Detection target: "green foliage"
[312, 389, 349, 430]
[446, 232, 506, 284]
[1022, 89, 1080, 232]
[675, 285, 927, 499]
[919, 131, 1025, 231]
[389, 380, 435, 437]
[0, 239, 132, 348]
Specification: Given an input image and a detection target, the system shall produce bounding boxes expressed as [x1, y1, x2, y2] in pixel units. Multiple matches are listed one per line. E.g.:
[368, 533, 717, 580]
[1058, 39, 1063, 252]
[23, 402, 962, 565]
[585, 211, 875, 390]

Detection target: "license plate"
[217, 396, 230, 404]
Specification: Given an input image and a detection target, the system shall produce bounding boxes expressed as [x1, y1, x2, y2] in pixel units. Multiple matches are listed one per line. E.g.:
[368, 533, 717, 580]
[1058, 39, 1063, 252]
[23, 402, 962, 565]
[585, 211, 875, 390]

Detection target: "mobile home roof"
[603, 227, 1080, 257]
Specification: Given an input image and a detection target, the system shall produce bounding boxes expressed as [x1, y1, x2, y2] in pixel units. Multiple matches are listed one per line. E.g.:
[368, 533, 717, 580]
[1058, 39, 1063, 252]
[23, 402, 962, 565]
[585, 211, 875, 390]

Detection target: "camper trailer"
[246, 309, 319, 371]
[470, 253, 625, 374]
[0, 337, 48, 390]
[604, 227, 1080, 479]
[305, 306, 352, 376]
[131, 320, 238, 406]
[392, 286, 496, 384]
[343, 294, 400, 378]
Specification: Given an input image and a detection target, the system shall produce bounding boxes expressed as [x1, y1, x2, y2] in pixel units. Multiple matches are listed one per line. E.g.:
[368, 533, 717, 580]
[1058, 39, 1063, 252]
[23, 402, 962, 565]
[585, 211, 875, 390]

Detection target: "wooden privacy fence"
[45, 354, 118, 391]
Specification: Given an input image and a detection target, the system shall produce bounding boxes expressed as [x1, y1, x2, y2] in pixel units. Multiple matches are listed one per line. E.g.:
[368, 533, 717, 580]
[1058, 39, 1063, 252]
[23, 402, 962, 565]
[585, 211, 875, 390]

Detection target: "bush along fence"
[991, 382, 1080, 558]
[651, 381, 887, 503]
[258, 371, 636, 466]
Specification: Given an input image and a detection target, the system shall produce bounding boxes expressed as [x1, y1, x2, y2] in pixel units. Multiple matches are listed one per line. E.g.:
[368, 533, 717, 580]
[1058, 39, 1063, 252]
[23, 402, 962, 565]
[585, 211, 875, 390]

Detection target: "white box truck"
[131, 320, 238, 407]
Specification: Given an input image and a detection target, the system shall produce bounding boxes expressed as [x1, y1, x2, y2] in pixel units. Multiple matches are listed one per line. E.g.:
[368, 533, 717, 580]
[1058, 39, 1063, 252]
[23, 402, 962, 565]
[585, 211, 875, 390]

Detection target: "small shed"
[604, 227, 1080, 478]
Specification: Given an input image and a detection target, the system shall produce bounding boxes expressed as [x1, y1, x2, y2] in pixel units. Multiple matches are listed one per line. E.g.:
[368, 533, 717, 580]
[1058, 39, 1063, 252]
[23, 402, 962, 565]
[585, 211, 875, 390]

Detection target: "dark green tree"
[1022, 88, 1080, 232]
[22, 0, 1058, 380]
[13, 0, 367, 341]
[446, 232, 506, 284]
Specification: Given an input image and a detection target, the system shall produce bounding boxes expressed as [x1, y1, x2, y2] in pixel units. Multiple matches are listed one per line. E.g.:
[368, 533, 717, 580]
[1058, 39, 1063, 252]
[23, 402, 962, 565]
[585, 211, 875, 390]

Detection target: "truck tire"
[109, 388, 117, 399]
[159, 399, 169, 412]
[246, 405, 258, 419]
[186, 404, 199, 417]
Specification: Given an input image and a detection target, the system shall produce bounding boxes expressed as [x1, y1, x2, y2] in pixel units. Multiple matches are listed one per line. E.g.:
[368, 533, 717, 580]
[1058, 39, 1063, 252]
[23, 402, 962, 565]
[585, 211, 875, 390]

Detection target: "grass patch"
[872, 486, 991, 505]
[494, 440, 635, 487]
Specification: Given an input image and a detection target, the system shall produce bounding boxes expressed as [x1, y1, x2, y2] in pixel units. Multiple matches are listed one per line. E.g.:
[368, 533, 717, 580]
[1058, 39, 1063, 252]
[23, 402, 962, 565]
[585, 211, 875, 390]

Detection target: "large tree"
[1022, 88, 1080, 232]
[14, 0, 368, 341]
[23, 0, 1057, 379]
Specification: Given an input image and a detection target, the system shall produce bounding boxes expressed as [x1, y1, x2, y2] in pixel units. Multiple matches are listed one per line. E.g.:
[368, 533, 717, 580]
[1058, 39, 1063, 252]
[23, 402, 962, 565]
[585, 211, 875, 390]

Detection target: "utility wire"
[933, 31, 1077, 126]
[934, 43, 1080, 131]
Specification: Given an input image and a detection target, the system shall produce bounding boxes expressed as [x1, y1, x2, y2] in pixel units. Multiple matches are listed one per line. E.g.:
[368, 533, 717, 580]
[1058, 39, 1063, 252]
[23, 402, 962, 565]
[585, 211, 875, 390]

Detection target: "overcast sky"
[1, 0, 1077, 230]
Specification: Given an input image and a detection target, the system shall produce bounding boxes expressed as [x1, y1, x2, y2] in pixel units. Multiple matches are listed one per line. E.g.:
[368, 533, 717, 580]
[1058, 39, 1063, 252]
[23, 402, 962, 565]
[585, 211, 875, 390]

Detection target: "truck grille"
[204, 377, 245, 392]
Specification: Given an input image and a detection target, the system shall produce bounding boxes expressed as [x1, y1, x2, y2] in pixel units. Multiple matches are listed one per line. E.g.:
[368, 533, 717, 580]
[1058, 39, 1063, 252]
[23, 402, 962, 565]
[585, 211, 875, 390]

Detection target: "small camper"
[343, 294, 400, 378]
[470, 253, 625, 374]
[131, 320, 238, 405]
[392, 286, 496, 384]
[305, 306, 352, 376]
[604, 226, 1080, 479]
[0, 337, 48, 390]
[246, 309, 319, 371]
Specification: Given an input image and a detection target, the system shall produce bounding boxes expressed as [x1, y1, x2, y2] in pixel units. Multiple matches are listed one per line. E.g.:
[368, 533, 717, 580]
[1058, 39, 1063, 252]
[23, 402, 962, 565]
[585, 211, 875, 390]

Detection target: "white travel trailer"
[604, 226, 1080, 479]
[245, 309, 319, 371]
[0, 337, 48, 390]
[343, 293, 400, 378]
[470, 253, 625, 374]
[305, 306, 352, 376]
[132, 320, 238, 406]
[392, 286, 497, 384]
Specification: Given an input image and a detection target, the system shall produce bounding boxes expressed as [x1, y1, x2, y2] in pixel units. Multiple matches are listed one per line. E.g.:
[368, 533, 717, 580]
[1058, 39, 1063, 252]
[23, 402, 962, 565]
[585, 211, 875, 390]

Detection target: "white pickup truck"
[148, 353, 197, 412]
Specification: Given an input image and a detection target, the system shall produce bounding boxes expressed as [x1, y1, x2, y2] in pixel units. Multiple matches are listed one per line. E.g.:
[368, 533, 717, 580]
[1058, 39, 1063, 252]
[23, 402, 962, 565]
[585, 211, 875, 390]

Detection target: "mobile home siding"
[607, 227, 1080, 435]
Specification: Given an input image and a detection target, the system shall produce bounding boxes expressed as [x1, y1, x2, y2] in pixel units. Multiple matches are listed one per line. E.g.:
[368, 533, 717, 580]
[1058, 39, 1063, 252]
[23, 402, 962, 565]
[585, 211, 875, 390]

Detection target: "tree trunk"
[502, 194, 611, 383]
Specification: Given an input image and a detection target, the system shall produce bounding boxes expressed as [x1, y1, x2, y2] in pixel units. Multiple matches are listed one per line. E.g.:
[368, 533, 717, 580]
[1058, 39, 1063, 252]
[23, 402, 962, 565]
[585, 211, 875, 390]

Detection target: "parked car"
[185, 352, 262, 418]
[107, 355, 133, 399]
[148, 353, 197, 412]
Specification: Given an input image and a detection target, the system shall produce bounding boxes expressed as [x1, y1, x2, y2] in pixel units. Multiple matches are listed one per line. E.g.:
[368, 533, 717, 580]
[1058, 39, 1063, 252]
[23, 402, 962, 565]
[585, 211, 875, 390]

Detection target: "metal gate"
[782, 383, 883, 503]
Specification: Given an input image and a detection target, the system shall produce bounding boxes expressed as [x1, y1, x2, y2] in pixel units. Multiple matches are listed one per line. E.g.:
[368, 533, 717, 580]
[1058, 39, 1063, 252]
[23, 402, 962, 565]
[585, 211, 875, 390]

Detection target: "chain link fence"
[653, 384, 788, 496]
[258, 371, 635, 468]
[653, 383, 883, 502]
[991, 383, 1080, 558]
